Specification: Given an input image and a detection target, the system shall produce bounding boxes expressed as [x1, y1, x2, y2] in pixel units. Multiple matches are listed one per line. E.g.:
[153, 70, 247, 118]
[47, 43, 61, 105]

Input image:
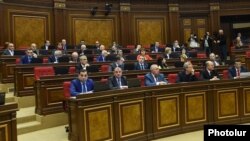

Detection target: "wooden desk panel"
[68, 79, 250, 141]
[34, 65, 228, 115]
[0, 103, 18, 141]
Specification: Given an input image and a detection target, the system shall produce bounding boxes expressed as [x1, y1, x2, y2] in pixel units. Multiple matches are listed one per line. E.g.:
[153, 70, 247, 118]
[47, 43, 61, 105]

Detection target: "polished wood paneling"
[136, 19, 165, 45]
[84, 105, 113, 141]
[119, 100, 144, 138]
[68, 78, 250, 141]
[156, 96, 179, 129]
[7, 9, 51, 48]
[0, 124, 8, 141]
[185, 93, 206, 124]
[217, 89, 238, 119]
[13, 16, 45, 47]
[73, 18, 115, 47]
[243, 88, 250, 115]
[0, 103, 18, 141]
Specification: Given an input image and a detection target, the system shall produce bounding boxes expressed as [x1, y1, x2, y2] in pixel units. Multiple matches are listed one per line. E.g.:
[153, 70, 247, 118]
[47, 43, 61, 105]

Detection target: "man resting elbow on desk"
[70, 70, 94, 96]
[108, 67, 128, 90]
[144, 64, 168, 86]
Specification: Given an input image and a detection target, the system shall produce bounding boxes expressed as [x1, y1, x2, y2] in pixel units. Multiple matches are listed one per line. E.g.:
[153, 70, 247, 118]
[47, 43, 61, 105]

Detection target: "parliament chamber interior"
[1, 0, 250, 141]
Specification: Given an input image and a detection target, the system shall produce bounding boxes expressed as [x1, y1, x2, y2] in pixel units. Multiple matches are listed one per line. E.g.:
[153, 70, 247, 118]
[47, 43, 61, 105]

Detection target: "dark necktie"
[141, 64, 144, 70]
[237, 69, 240, 77]
[82, 82, 87, 93]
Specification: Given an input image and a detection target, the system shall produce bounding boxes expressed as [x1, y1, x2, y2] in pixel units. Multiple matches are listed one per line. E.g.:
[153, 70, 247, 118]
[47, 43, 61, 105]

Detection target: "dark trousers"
[205, 47, 211, 57]
[219, 45, 227, 62]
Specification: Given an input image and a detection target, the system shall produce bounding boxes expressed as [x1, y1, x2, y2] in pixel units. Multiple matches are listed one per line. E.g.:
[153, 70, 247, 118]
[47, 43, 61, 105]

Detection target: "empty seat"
[223, 70, 229, 80]
[197, 53, 206, 58]
[16, 58, 21, 64]
[100, 65, 109, 72]
[137, 75, 145, 87]
[63, 81, 71, 100]
[126, 45, 135, 49]
[43, 58, 48, 63]
[69, 66, 76, 74]
[34, 66, 55, 80]
[246, 51, 250, 58]
[194, 71, 200, 78]
[168, 73, 177, 84]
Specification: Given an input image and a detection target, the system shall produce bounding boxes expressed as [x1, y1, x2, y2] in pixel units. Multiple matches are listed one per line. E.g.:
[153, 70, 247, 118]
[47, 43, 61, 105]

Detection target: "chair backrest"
[194, 71, 200, 78]
[100, 78, 108, 83]
[223, 70, 229, 80]
[34, 66, 55, 80]
[246, 51, 250, 58]
[43, 58, 48, 63]
[168, 73, 177, 84]
[100, 65, 109, 72]
[69, 66, 76, 74]
[63, 81, 71, 99]
[137, 75, 145, 87]
[126, 45, 135, 49]
[16, 58, 21, 64]
[197, 53, 206, 58]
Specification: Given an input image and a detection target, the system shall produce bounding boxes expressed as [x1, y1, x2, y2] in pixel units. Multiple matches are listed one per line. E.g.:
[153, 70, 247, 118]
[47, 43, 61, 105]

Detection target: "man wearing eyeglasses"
[108, 67, 128, 89]
[70, 70, 94, 96]
[144, 64, 167, 86]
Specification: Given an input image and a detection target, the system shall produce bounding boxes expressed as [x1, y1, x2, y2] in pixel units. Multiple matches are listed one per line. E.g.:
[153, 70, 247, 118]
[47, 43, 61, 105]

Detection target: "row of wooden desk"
[68, 78, 250, 141]
[34, 65, 228, 115]
[0, 103, 18, 141]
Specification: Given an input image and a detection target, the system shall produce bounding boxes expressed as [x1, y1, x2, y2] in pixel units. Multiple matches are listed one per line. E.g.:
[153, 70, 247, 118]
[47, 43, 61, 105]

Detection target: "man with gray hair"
[144, 64, 167, 86]
[209, 53, 220, 66]
[48, 50, 62, 63]
[176, 62, 198, 83]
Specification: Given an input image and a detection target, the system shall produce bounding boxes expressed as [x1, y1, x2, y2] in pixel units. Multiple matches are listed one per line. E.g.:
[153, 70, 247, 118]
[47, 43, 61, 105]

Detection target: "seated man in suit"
[150, 41, 163, 53]
[2, 42, 15, 56]
[108, 67, 128, 90]
[209, 53, 221, 66]
[144, 64, 167, 86]
[76, 55, 90, 73]
[228, 59, 248, 79]
[21, 48, 38, 64]
[110, 56, 124, 71]
[200, 61, 220, 81]
[134, 56, 149, 70]
[70, 70, 94, 96]
[171, 40, 181, 52]
[69, 52, 79, 63]
[96, 50, 109, 62]
[41, 40, 54, 50]
[48, 50, 62, 63]
[176, 62, 198, 83]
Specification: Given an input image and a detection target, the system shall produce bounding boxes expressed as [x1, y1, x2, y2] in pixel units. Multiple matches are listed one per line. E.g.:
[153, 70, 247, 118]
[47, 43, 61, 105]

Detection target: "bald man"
[200, 61, 220, 81]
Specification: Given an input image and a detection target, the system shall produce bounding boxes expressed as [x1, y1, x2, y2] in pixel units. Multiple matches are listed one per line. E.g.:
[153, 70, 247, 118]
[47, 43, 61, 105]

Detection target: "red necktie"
[237, 69, 240, 77]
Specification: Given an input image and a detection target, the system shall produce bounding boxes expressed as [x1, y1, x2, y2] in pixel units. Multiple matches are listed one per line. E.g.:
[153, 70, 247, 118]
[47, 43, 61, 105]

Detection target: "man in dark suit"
[171, 40, 181, 52]
[76, 55, 90, 73]
[41, 40, 55, 50]
[228, 59, 248, 79]
[201, 32, 213, 57]
[150, 41, 163, 53]
[200, 61, 220, 81]
[176, 62, 198, 83]
[144, 64, 167, 86]
[21, 48, 38, 64]
[108, 67, 128, 90]
[96, 50, 108, 62]
[48, 50, 63, 63]
[2, 43, 15, 56]
[134, 56, 148, 70]
[209, 53, 221, 66]
[215, 29, 227, 63]
[70, 70, 94, 96]
[109, 56, 124, 71]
